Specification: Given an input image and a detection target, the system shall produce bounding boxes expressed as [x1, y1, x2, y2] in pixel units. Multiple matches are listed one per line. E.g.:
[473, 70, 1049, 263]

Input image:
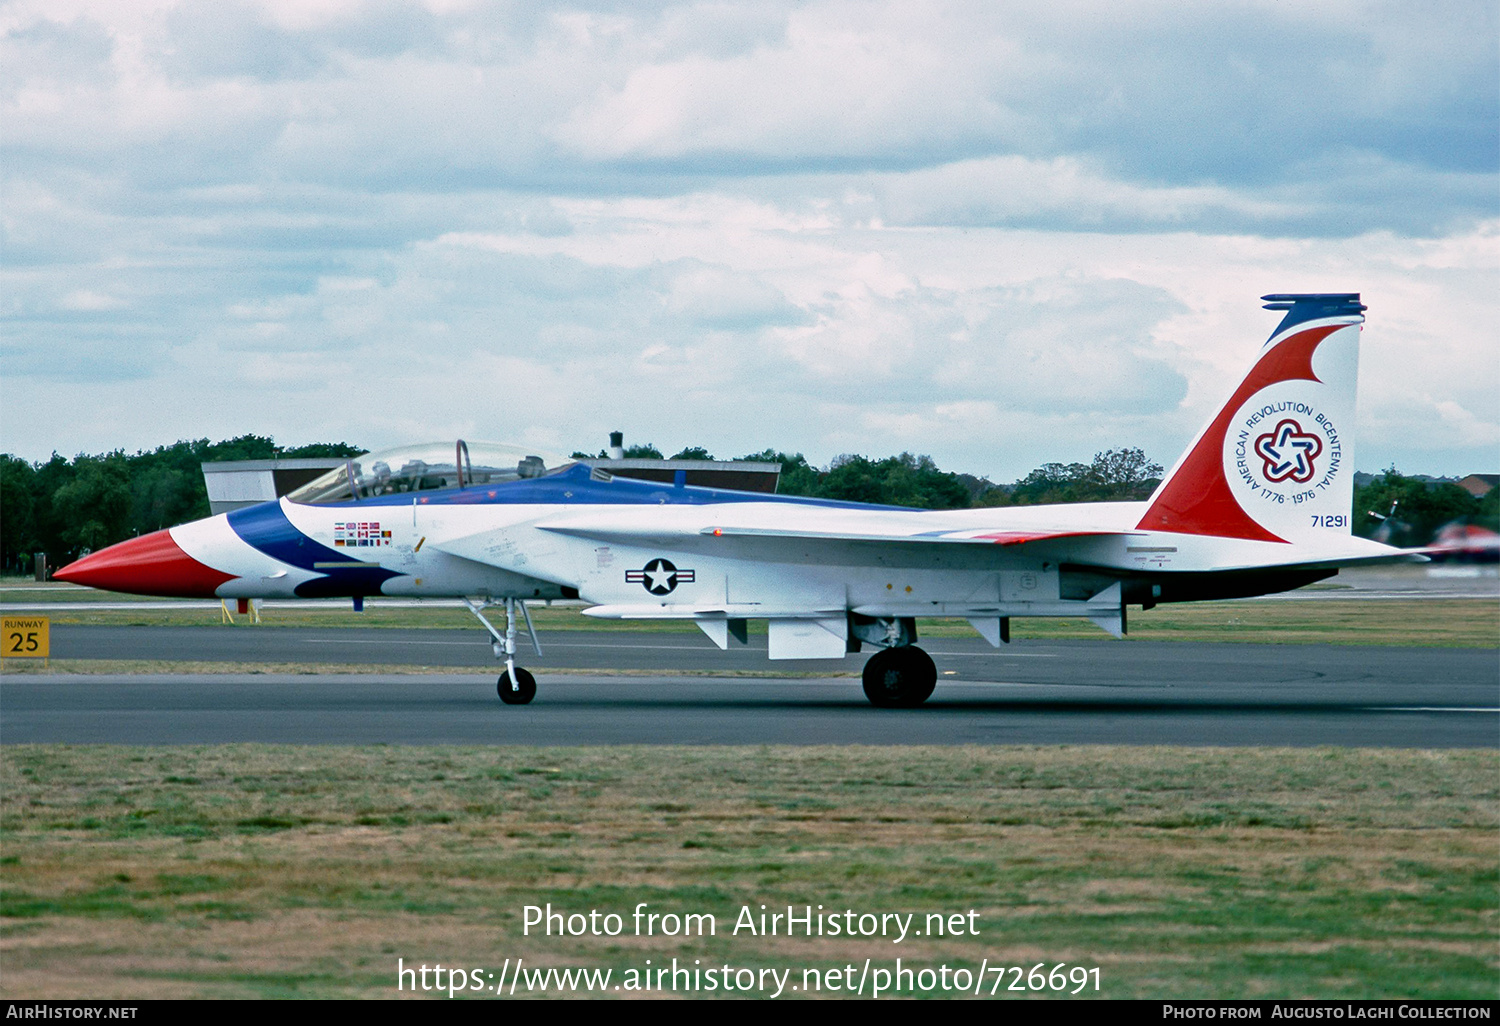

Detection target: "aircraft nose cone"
[53, 529, 236, 598]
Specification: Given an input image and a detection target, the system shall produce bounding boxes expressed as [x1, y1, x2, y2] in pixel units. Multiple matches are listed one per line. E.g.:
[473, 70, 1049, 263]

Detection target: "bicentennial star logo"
[1253, 418, 1322, 484]
[625, 558, 695, 595]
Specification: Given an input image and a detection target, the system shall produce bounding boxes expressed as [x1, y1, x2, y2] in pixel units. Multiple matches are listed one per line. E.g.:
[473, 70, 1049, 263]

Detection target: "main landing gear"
[850, 615, 936, 708]
[861, 645, 937, 708]
[463, 597, 541, 705]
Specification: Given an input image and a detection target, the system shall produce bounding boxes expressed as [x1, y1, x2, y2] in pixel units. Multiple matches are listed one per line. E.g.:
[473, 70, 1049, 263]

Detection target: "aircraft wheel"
[498, 667, 537, 705]
[861, 646, 937, 708]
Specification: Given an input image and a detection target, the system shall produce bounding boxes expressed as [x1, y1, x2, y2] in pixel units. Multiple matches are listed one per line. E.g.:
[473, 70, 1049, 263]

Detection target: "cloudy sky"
[3, 0, 1496, 480]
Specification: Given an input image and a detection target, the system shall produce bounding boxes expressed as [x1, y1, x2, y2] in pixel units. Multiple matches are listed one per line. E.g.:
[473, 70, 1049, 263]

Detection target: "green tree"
[1086, 447, 1164, 499]
[7, 436, 368, 567]
[576, 442, 668, 459]
[954, 472, 1002, 505]
[51, 456, 132, 553]
[1352, 469, 1481, 546]
[198, 435, 279, 462]
[29, 454, 77, 561]
[0, 455, 38, 573]
[1475, 487, 1499, 532]
[1006, 448, 1163, 505]
[1008, 461, 1092, 505]
[129, 462, 202, 534]
[669, 446, 715, 461]
[736, 450, 821, 497]
[125, 440, 215, 531]
[281, 442, 365, 458]
[820, 453, 971, 510]
[817, 454, 888, 505]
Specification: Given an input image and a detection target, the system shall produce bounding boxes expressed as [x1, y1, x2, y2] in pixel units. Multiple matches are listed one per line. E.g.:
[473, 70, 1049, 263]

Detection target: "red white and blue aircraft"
[56, 293, 1418, 706]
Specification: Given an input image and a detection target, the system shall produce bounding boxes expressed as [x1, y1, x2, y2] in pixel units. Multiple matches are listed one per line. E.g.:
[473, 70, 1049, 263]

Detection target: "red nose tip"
[53, 529, 236, 598]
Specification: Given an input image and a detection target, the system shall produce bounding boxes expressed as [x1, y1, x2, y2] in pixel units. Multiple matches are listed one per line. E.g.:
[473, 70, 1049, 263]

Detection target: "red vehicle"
[1424, 522, 1500, 563]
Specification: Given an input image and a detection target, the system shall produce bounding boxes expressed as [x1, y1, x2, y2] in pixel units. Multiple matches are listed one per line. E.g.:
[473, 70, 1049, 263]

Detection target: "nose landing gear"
[498, 666, 537, 704]
[464, 596, 541, 705]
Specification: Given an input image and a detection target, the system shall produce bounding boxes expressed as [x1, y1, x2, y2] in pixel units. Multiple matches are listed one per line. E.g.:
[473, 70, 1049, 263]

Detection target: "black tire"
[498, 667, 537, 705]
[861, 646, 937, 708]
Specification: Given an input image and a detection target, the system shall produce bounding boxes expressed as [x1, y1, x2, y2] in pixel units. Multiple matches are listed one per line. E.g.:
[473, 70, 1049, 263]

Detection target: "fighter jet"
[56, 293, 1418, 706]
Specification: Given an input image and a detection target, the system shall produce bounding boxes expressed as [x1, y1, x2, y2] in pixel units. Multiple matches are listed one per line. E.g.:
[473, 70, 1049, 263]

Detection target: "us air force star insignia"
[625, 558, 696, 595]
[1254, 418, 1323, 484]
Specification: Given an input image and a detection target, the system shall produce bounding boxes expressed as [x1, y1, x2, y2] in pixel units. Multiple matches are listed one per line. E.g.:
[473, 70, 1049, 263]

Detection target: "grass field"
[1, 745, 1495, 999]
[4, 579, 1495, 999]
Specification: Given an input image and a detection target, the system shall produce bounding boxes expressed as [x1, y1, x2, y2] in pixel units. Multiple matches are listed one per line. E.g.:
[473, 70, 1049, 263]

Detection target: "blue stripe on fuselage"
[227, 500, 404, 598]
[302, 462, 915, 511]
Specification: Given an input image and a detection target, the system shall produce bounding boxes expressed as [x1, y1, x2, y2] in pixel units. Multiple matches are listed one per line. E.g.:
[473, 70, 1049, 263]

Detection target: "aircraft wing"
[425, 504, 1136, 587]
[546, 523, 1124, 547]
[530, 503, 1134, 549]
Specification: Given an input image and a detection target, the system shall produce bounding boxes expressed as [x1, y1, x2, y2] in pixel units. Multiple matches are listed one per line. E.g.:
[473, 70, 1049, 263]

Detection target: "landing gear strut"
[861, 646, 937, 708]
[463, 597, 541, 705]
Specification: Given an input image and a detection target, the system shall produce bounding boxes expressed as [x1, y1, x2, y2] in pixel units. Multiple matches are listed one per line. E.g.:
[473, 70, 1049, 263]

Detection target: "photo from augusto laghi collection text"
[395, 901, 1102, 998]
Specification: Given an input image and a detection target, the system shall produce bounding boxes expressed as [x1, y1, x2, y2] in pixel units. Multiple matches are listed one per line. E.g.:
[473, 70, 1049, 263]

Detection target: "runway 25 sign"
[2, 616, 50, 659]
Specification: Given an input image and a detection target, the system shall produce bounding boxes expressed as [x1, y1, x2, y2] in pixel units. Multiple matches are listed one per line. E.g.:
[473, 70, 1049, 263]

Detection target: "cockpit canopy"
[286, 441, 573, 504]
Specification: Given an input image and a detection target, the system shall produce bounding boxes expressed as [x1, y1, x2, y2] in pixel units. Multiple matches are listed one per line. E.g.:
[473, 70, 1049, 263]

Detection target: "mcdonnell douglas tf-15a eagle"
[56, 293, 1419, 707]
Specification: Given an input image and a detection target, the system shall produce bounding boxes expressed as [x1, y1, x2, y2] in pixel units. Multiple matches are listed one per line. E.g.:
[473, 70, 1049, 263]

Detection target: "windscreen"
[285, 441, 573, 504]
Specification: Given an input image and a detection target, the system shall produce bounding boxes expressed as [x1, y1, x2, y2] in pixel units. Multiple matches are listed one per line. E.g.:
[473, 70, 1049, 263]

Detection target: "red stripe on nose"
[53, 529, 237, 598]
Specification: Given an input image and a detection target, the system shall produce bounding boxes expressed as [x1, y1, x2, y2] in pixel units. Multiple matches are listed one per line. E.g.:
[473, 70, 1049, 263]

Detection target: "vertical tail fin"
[1138, 294, 1365, 544]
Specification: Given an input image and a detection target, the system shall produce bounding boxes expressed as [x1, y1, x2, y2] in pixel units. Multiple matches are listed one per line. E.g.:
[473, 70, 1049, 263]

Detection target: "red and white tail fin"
[1138, 294, 1364, 544]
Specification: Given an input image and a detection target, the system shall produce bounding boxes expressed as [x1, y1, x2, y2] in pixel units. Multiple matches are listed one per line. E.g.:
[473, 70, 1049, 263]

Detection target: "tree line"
[576, 444, 1165, 510]
[3, 438, 1492, 575]
[0, 436, 362, 575]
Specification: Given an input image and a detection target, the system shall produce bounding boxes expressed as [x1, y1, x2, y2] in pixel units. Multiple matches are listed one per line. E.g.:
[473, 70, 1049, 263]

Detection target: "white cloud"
[58, 289, 127, 311]
[552, 4, 1022, 163]
[1, 0, 1494, 480]
[9, 188, 1493, 477]
[870, 155, 1311, 230]
[1433, 400, 1500, 448]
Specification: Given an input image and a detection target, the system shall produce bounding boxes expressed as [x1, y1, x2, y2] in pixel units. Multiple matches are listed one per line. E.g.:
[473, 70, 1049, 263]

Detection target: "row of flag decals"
[334, 522, 392, 547]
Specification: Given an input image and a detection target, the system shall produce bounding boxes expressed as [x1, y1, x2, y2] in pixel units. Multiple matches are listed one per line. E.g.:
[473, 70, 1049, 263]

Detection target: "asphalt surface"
[3, 626, 1495, 746]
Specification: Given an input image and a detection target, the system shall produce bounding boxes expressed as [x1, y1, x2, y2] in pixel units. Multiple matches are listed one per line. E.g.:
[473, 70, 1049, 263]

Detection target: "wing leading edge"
[541, 520, 1131, 548]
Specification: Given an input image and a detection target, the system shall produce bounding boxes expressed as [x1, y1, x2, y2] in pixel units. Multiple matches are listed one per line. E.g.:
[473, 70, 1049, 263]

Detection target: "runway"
[4, 627, 1495, 746]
